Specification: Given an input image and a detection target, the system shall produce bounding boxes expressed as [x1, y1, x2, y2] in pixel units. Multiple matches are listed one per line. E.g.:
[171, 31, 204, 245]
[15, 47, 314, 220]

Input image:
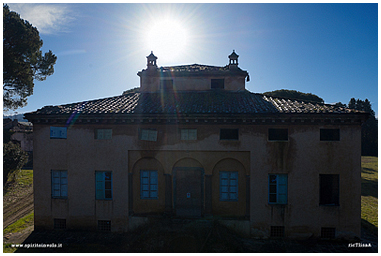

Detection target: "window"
[181, 129, 197, 140]
[220, 171, 238, 201]
[268, 128, 288, 141]
[220, 129, 239, 140]
[98, 220, 111, 231]
[320, 129, 340, 141]
[319, 174, 339, 205]
[140, 129, 158, 141]
[141, 170, 158, 199]
[268, 174, 287, 204]
[160, 79, 173, 91]
[321, 227, 336, 239]
[96, 171, 112, 200]
[54, 219, 66, 230]
[211, 79, 224, 89]
[51, 170, 68, 198]
[95, 129, 112, 140]
[270, 226, 285, 237]
[50, 127, 67, 139]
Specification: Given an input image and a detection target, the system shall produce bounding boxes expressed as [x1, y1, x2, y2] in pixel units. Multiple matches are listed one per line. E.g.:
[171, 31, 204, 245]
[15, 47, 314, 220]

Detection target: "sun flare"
[144, 18, 188, 62]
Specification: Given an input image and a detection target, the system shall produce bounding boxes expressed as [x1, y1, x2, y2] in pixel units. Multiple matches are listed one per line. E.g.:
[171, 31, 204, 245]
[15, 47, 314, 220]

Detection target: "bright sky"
[5, 3, 378, 117]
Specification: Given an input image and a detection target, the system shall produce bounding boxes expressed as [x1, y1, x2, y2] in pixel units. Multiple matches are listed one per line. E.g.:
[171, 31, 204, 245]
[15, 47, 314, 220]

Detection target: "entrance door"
[174, 168, 203, 217]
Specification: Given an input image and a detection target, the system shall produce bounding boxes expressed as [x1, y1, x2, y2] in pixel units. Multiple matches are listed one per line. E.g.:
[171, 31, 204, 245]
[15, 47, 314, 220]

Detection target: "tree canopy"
[3, 4, 57, 110]
[263, 89, 324, 104]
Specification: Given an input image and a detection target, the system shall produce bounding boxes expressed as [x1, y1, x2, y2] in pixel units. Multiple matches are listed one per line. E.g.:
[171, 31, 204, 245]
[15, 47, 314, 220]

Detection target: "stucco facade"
[26, 51, 368, 238]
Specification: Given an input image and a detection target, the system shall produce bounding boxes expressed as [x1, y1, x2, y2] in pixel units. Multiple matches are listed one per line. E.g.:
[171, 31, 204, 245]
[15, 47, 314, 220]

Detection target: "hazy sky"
[6, 3, 378, 116]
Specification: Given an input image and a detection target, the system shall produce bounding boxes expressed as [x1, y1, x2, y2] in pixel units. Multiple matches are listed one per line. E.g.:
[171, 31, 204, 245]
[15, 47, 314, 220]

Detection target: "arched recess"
[130, 157, 165, 215]
[172, 157, 204, 217]
[211, 158, 247, 217]
[173, 157, 203, 169]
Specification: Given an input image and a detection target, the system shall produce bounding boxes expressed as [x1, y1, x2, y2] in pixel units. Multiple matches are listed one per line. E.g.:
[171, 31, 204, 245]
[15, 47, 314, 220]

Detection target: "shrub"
[3, 142, 28, 184]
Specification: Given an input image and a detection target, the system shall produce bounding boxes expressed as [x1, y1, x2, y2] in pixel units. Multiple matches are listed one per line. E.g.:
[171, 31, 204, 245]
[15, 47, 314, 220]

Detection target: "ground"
[3, 157, 378, 253]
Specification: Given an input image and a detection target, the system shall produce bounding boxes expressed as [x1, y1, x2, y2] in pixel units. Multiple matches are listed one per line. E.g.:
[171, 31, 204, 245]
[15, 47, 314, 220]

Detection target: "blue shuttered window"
[51, 170, 68, 198]
[268, 174, 288, 204]
[96, 171, 112, 200]
[140, 170, 158, 199]
[50, 127, 67, 139]
[220, 171, 238, 201]
[95, 129, 112, 140]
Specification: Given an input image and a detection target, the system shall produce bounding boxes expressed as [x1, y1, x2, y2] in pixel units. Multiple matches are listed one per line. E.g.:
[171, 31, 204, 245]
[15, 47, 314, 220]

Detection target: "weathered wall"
[33, 122, 362, 238]
[139, 74, 245, 92]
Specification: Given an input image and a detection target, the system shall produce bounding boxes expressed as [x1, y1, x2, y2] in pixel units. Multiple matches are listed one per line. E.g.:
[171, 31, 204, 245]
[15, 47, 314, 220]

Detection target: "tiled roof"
[25, 91, 364, 119]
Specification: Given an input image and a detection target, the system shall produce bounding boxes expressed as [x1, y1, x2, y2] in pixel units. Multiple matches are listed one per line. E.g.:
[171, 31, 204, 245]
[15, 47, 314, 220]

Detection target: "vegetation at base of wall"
[361, 156, 378, 234]
[4, 169, 33, 196]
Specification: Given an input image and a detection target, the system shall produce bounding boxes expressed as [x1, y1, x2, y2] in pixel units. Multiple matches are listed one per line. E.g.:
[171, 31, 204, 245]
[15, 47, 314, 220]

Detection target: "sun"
[144, 18, 188, 63]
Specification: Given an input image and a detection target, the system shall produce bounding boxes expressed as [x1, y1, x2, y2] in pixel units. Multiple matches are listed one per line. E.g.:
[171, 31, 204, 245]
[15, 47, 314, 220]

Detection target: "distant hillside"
[3, 113, 28, 122]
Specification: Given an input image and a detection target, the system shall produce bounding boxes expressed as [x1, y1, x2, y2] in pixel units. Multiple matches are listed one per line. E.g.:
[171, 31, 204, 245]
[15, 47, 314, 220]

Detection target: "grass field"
[361, 156, 378, 234]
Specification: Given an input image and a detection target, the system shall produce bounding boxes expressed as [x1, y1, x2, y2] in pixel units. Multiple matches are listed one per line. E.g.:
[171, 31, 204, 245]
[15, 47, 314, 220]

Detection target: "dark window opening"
[320, 129, 340, 141]
[268, 129, 288, 141]
[211, 79, 224, 89]
[270, 226, 285, 237]
[220, 129, 239, 140]
[319, 174, 339, 205]
[161, 79, 173, 91]
[98, 220, 111, 231]
[54, 219, 66, 230]
[321, 227, 336, 239]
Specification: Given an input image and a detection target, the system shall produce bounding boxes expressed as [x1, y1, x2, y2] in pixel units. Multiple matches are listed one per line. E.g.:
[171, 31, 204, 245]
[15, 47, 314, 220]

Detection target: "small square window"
[95, 129, 112, 140]
[50, 127, 67, 139]
[321, 227, 336, 239]
[54, 219, 66, 230]
[320, 129, 340, 141]
[220, 129, 239, 140]
[140, 129, 158, 141]
[211, 79, 224, 89]
[268, 129, 288, 141]
[319, 174, 339, 205]
[270, 226, 285, 237]
[98, 220, 111, 231]
[181, 129, 197, 140]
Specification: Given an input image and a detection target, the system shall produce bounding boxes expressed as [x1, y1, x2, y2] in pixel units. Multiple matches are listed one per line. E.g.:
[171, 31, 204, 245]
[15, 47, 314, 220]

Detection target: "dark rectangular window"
[321, 227, 336, 239]
[268, 129, 288, 141]
[320, 129, 340, 141]
[161, 79, 173, 91]
[98, 220, 111, 231]
[220, 129, 239, 140]
[211, 79, 224, 89]
[319, 174, 339, 205]
[270, 226, 285, 237]
[268, 174, 288, 204]
[96, 171, 112, 200]
[53, 219, 66, 230]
